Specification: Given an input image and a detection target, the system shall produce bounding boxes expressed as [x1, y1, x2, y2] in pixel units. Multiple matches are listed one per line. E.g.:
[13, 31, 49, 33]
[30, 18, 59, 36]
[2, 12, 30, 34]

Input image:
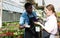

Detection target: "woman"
[35, 4, 58, 38]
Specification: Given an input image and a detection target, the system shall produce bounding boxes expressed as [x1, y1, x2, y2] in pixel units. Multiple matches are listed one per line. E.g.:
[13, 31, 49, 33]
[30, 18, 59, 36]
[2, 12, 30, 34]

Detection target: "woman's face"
[45, 8, 52, 16]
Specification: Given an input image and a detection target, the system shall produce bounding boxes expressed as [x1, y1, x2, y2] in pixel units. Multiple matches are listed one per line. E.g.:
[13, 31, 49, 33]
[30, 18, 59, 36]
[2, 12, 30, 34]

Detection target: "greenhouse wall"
[2, 10, 21, 22]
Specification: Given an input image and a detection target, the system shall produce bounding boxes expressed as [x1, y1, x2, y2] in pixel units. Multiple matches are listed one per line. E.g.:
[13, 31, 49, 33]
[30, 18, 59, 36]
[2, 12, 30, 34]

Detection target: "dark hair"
[24, 3, 32, 9]
[46, 4, 57, 17]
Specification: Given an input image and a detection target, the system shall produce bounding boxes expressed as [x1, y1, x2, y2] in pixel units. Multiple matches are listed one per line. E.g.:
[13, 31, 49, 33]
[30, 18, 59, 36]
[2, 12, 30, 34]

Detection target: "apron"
[42, 29, 50, 38]
[25, 14, 39, 38]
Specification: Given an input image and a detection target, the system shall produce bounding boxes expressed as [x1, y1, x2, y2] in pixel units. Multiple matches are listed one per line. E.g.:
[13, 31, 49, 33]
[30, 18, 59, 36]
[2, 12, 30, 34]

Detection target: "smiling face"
[45, 8, 53, 16]
[45, 4, 56, 17]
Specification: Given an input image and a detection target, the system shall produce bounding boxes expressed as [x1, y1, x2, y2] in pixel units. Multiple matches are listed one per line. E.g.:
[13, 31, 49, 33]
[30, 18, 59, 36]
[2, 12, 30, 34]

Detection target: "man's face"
[26, 5, 32, 14]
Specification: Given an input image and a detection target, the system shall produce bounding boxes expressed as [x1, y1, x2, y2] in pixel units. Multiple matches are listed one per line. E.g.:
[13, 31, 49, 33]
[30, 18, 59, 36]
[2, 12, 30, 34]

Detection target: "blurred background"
[0, 0, 60, 38]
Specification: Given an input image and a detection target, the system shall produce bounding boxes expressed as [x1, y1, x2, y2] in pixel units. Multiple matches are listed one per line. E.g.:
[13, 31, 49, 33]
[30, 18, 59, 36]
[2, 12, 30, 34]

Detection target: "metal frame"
[0, 0, 2, 28]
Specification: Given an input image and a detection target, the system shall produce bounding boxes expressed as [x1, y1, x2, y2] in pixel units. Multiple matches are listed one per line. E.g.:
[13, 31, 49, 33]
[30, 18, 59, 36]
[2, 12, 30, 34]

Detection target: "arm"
[19, 16, 25, 29]
[34, 22, 55, 33]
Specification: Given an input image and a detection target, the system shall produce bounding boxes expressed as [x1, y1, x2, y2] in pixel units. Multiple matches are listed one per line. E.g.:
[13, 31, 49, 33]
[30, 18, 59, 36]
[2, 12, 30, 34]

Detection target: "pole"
[0, 0, 2, 28]
[41, 0, 46, 38]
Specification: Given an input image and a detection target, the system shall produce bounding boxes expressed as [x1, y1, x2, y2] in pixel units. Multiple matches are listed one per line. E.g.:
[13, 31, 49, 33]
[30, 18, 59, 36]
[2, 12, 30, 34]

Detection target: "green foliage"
[1, 21, 24, 38]
[57, 12, 60, 17]
[2, 22, 7, 26]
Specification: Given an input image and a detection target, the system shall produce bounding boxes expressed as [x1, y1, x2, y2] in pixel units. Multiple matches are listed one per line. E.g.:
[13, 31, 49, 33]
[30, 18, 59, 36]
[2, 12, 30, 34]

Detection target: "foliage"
[0, 22, 24, 38]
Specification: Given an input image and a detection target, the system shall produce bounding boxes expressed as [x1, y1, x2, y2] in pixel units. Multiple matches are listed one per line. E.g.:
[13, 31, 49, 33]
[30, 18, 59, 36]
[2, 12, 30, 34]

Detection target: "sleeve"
[33, 11, 37, 17]
[45, 19, 56, 33]
[19, 15, 25, 26]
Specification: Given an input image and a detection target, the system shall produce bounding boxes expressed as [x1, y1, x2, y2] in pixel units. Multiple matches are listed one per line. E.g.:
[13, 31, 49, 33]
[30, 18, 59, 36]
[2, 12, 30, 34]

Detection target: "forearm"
[34, 22, 50, 33]
[39, 23, 51, 33]
[42, 26, 51, 33]
[19, 25, 25, 29]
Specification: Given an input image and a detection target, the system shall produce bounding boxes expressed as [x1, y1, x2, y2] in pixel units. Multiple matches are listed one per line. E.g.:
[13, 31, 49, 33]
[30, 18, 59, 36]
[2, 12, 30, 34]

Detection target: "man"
[19, 3, 39, 38]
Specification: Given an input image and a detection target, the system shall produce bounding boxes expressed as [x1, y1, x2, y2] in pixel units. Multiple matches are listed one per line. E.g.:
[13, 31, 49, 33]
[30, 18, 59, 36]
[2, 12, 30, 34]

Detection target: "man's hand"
[19, 25, 25, 29]
[24, 24, 30, 28]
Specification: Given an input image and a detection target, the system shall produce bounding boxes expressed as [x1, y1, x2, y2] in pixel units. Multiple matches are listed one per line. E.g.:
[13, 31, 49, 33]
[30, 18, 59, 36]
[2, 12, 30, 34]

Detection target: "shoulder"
[32, 11, 36, 14]
[32, 11, 37, 16]
[48, 15, 57, 23]
[21, 12, 27, 17]
[51, 15, 56, 20]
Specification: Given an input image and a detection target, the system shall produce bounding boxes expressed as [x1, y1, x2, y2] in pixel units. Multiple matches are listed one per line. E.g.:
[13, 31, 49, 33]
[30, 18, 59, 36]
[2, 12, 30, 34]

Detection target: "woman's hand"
[34, 22, 50, 33]
[34, 22, 41, 25]
[34, 22, 44, 28]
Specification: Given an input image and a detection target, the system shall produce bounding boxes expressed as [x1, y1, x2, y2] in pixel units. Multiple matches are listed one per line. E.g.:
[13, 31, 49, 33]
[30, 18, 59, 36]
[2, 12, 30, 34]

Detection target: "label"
[35, 26, 40, 32]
